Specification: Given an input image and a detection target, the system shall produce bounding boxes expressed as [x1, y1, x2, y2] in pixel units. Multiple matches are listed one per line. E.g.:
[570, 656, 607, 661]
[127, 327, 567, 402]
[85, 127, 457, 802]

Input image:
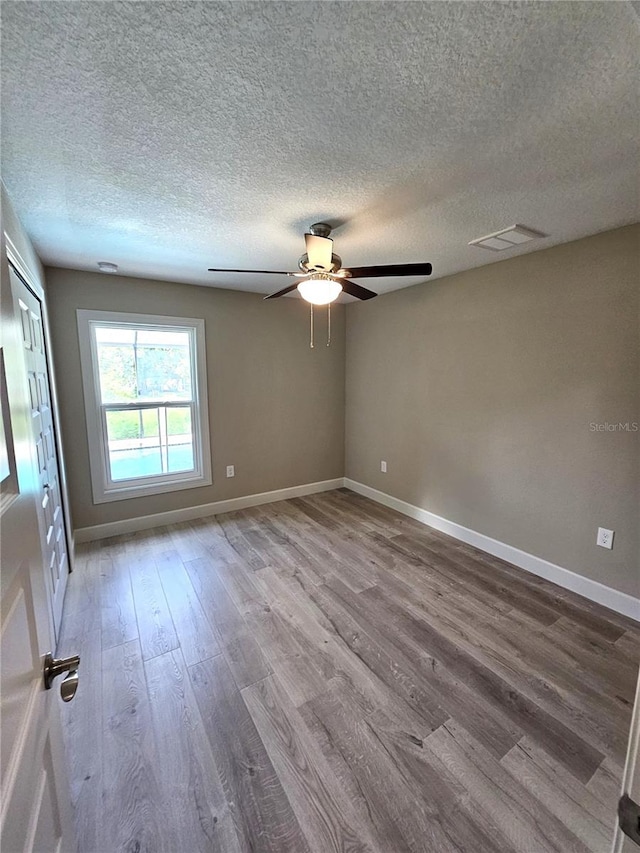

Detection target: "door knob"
[59, 669, 79, 702]
[43, 653, 80, 702]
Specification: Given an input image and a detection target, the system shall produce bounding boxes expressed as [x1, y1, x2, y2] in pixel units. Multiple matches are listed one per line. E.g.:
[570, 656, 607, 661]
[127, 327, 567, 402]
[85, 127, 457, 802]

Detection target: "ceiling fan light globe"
[297, 276, 343, 305]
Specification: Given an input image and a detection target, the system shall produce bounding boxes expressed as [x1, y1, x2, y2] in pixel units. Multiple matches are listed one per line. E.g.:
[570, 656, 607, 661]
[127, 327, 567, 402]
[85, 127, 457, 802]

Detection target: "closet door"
[10, 267, 69, 635]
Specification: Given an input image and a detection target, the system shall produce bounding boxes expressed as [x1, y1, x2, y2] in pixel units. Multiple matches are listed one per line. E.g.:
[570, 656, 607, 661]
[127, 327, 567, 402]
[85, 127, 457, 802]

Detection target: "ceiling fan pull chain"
[327, 302, 331, 347]
[310, 303, 314, 349]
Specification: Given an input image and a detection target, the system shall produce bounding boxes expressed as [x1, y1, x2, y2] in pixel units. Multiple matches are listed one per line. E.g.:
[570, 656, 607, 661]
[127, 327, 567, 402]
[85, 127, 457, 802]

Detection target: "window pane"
[168, 443, 194, 473]
[95, 325, 193, 404]
[166, 407, 194, 473]
[135, 331, 192, 402]
[105, 407, 195, 481]
[96, 343, 137, 403]
[109, 446, 163, 481]
[95, 327, 136, 345]
[142, 408, 159, 437]
[166, 406, 191, 436]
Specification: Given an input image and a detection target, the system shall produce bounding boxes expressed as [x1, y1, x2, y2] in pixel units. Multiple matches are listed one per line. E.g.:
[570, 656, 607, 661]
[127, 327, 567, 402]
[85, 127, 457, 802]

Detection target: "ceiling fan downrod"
[308, 222, 332, 238]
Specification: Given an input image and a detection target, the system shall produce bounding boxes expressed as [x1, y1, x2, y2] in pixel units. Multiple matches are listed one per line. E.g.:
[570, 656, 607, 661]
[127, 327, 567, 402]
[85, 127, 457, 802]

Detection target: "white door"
[9, 267, 69, 637]
[1, 236, 76, 851]
[613, 669, 640, 852]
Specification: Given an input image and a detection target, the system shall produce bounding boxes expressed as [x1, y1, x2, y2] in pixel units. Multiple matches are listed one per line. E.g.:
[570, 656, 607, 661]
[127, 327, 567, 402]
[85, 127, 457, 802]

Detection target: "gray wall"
[46, 226, 639, 598]
[346, 225, 639, 597]
[45, 268, 345, 530]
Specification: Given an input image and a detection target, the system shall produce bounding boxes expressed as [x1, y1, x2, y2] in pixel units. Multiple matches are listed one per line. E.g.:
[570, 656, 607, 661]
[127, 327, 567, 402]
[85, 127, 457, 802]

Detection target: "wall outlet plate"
[380, 460, 387, 473]
[226, 465, 235, 478]
[596, 527, 614, 549]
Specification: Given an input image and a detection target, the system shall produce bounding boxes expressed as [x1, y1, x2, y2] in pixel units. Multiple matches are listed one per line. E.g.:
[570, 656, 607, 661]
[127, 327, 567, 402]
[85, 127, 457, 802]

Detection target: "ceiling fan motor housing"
[298, 252, 343, 274]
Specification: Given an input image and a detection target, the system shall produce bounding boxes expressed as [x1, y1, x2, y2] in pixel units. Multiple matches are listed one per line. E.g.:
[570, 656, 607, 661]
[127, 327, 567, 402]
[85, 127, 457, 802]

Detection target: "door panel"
[1, 681, 70, 853]
[0, 574, 39, 786]
[1, 239, 75, 852]
[26, 735, 64, 853]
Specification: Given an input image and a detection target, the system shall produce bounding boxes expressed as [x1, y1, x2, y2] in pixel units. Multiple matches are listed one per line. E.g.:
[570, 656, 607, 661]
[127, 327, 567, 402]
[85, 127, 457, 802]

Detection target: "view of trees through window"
[94, 326, 196, 481]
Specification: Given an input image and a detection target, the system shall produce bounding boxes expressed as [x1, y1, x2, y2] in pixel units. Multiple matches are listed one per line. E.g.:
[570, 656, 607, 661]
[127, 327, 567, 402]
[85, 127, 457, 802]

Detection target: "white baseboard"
[73, 478, 344, 543]
[344, 478, 640, 622]
[74, 473, 639, 622]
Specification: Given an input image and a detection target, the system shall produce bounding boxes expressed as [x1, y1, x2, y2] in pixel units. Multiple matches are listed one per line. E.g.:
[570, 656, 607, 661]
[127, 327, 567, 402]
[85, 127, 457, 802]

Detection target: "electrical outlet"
[380, 460, 387, 473]
[226, 465, 235, 478]
[596, 527, 614, 549]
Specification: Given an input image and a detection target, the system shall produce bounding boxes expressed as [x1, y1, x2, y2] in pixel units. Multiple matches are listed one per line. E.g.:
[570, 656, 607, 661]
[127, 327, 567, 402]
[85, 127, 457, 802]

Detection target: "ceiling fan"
[208, 223, 433, 305]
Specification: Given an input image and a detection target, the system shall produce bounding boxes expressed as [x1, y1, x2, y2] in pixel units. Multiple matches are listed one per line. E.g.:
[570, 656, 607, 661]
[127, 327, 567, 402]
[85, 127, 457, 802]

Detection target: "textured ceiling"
[1, 1, 638, 297]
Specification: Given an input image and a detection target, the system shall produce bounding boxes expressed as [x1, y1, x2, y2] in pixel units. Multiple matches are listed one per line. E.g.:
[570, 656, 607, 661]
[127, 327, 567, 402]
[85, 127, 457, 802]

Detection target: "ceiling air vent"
[469, 225, 546, 252]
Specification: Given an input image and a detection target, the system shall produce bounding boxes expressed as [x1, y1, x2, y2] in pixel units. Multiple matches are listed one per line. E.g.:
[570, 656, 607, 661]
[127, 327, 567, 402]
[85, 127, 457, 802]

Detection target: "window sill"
[92, 472, 213, 504]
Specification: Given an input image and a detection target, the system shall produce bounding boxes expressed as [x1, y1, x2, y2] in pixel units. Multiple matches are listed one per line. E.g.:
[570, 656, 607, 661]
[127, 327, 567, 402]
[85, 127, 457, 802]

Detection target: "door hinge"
[619, 793, 640, 846]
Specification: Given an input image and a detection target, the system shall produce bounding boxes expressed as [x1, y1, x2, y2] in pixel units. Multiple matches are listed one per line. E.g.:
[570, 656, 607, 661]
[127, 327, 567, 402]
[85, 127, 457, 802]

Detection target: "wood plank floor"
[57, 489, 639, 853]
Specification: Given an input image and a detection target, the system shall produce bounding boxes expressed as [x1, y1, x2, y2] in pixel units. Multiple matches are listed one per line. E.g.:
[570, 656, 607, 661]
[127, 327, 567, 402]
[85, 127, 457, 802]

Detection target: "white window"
[77, 310, 212, 503]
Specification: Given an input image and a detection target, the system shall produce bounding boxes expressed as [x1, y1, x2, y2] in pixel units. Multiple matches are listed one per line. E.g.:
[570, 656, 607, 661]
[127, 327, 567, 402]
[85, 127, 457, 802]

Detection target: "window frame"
[77, 309, 212, 503]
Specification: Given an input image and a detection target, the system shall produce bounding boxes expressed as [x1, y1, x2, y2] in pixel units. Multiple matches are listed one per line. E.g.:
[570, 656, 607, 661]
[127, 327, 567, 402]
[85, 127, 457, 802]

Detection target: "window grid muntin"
[90, 320, 201, 490]
[101, 401, 197, 486]
[91, 320, 196, 405]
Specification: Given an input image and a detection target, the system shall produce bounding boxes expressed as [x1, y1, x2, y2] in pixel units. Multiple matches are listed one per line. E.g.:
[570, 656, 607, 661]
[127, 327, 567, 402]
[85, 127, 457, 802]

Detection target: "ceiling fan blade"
[343, 262, 432, 279]
[340, 279, 377, 300]
[263, 282, 300, 300]
[304, 233, 333, 271]
[208, 268, 294, 275]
